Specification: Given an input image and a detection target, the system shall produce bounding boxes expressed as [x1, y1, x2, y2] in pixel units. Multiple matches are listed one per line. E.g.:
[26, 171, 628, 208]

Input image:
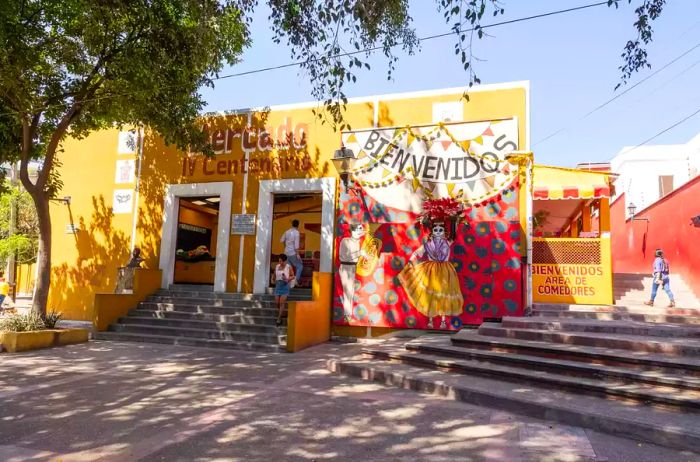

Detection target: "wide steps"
[502, 316, 700, 338]
[534, 303, 700, 317]
[363, 345, 700, 410]
[328, 353, 700, 452]
[108, 322, 285, 345]
[138, 302, 277, 317]
[98, 288, 288, 352]
[478, 322, 700, 356]
[118, 316, 284, 334]
[96, 331, 285, 353]
[128, 309, 277, 326]
[532, 309, 700, 324]
[406, 336, 700, 391]
[145, 296, 277, 307]
[453, 330, 700, 373]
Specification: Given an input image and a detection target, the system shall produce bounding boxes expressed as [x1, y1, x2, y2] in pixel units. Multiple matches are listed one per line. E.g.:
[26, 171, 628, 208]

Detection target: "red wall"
[611, 176, 700, 299]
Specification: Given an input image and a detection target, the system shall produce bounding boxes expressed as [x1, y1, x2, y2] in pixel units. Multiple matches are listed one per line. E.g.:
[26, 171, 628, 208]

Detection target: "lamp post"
[627, 202, 649, 222]
[331, 146, 358, 192]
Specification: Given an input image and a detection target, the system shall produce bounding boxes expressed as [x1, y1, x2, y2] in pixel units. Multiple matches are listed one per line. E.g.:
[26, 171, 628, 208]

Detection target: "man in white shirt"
[280, 220, 304, 287]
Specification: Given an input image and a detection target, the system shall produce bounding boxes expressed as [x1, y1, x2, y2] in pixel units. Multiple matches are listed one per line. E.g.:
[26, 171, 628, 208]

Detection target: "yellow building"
[50, 83, 538, 336]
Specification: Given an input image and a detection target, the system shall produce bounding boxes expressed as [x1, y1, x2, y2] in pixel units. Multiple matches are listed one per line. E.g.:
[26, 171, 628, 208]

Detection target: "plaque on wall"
[231, 214, 256, 235]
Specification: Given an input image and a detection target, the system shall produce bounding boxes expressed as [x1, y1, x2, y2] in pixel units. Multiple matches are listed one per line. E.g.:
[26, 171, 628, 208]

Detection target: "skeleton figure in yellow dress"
[398, 221, 464, 329]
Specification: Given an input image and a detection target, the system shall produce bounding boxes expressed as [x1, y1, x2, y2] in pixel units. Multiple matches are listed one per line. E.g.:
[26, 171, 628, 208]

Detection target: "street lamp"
[331, 146, 359, 191]
[627, 202, 649, 222]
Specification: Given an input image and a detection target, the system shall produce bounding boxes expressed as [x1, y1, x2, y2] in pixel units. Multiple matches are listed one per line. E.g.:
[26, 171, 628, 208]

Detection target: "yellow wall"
[271, 195, 323, 257]
[47, 83, 529, 318]
[15, 263, 35, 296]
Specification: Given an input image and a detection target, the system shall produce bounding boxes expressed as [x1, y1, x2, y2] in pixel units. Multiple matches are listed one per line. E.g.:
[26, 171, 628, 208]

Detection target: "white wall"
[611, 133, 700, 216]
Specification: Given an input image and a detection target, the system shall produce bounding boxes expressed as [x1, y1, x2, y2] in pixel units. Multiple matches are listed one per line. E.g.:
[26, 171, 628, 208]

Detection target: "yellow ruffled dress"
[398, 237, 464, 317]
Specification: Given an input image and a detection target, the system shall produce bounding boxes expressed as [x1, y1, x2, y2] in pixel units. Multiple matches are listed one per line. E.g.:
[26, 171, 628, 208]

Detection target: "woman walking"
[273, 254, 295, 326]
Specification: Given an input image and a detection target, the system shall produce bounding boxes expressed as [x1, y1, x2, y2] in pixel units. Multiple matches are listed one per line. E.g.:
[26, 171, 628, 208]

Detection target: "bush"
[0, 312, 46, 332]
[43, 311, 62, 329]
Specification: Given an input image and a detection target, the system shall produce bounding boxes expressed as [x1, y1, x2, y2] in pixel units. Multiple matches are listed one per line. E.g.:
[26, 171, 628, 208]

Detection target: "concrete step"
[452, 330, 700, 373]
[477, 323, 700, 357]
[118, 316, 285, 334]
[406, 336, 700, 391]
[615, 296, 699, 307]
[109, 323, 286, 345]
[532, 309, 700, 325]
[146, 295, 277, 306]
[363, 346, 700, 410]
[328, 353, 700, 452]
[613, 290, 699, 301]
[137, 302, 278, 317]
[158, 289, 272, 299]
[169, 284, 214, 291]
[128, 309, 277, 326]
[534, 303, 700, 317]
[157, 289, 313, 302]
[96, 331, 285, 353]
[501, 316, 700, 338]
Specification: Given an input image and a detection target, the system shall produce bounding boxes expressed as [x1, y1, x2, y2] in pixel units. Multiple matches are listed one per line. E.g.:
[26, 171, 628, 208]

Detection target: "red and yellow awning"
[533, 165, 612, 201]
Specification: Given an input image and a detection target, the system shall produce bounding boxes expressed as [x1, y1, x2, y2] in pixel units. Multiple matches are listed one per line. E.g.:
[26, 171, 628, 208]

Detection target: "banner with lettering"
[334, 120, 524, 330]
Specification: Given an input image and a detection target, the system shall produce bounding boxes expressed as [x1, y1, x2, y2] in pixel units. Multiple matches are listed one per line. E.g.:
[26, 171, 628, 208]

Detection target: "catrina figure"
[398, 218, 464, 329]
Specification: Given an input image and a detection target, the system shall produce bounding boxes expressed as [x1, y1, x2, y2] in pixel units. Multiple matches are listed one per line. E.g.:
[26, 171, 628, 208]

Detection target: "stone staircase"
[97, 284, 311, 352]
[328, 307, 700, 451]
[614, 272, 700, 308]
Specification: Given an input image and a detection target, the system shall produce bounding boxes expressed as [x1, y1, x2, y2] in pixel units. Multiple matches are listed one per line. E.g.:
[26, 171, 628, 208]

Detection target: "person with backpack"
[644, 249, 675, 308]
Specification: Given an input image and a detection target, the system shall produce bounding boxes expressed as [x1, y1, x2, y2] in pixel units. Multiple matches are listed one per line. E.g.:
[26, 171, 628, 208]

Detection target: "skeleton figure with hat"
[398, 197, 465, 329]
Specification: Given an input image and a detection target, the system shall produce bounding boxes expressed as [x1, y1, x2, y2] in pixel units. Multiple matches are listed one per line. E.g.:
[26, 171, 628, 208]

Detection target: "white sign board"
[112, 189, 134, 214]
[231, 214, 256, 235]
[115, 159, 136, 184]
[118, 130, 137, 154]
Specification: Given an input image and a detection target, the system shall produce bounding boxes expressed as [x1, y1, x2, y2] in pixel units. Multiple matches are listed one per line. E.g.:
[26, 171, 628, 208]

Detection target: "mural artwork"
[334, 120, 524, 329]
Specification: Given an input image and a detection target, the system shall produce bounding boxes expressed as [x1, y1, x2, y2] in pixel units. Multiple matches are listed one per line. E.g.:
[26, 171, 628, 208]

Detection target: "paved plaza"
[1, 340, 699, 462]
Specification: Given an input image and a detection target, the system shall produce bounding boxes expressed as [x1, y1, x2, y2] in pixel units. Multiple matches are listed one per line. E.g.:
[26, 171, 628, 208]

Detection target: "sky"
[200, 1, 700, 167]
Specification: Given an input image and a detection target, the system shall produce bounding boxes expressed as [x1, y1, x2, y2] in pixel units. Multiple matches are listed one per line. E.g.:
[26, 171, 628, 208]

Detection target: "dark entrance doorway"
[270, 193, 323, 288]
[174, 196, 220, 286]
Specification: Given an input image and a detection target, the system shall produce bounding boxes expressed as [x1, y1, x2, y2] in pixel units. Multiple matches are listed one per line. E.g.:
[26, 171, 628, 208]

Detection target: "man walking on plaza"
[280, 220, 303, 287]
[645, 249, 675, 308]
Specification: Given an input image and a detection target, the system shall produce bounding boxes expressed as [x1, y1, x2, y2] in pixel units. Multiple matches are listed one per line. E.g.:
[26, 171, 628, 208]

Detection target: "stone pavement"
[0, 341, 699, 462]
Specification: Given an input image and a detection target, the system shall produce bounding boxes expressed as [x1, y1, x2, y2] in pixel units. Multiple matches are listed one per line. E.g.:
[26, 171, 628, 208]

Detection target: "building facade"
[48, 83, 533, 334]
[611, 133, 700, 215]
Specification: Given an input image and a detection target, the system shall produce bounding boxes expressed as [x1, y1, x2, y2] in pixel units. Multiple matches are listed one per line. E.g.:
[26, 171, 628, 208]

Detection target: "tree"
[0, 0, 666, 315]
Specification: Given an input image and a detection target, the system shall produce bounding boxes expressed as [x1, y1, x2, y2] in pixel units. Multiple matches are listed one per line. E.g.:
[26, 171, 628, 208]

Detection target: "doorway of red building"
[173, 196, 220, 287]
[269, 193, 323, 289]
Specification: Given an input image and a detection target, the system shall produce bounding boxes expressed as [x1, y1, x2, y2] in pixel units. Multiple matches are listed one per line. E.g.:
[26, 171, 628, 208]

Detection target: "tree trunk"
[28, 190, 51, 316]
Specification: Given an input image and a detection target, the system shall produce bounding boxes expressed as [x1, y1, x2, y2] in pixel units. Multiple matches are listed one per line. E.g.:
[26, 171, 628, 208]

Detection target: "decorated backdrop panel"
[333, 120, 524, 330]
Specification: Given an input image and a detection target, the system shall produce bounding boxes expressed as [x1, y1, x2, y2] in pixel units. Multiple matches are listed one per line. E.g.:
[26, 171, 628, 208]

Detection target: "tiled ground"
[1, 341, 698, 462]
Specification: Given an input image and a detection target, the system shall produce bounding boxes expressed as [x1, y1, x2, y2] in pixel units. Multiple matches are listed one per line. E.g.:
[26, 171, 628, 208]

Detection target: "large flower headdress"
[419, 197, 464, 225]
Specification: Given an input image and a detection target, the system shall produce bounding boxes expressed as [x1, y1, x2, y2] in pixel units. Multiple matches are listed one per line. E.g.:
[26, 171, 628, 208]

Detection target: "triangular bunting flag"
[473, 136, 484, 145]
[406, 130, 416, 147]
[458, 140, 471, 152]
[502, 163, 511, 175]
[483, 176, 496, 189]
[440, 140, 452, 151]
[346, 133, 358, 144]
[483, 127, 494, 136]
[381, 168, 393, 179]
[357, 150, 368, 159]
[465, 180, 477, 192]
[446, 183, 456, 197]
[411, 176, 422, 193]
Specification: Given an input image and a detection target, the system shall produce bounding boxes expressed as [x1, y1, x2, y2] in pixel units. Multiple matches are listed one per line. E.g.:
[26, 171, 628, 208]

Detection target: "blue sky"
[201, 1, 700, 167]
